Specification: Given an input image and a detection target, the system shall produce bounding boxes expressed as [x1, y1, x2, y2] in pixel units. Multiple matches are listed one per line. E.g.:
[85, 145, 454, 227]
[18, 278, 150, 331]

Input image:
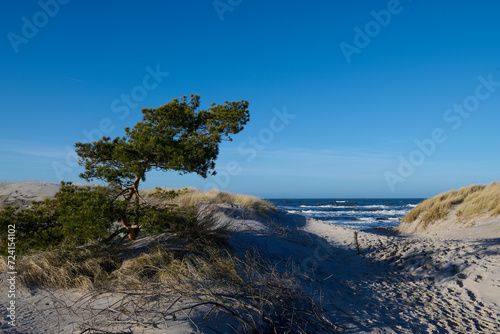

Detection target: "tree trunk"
[121, 176, 141, 241]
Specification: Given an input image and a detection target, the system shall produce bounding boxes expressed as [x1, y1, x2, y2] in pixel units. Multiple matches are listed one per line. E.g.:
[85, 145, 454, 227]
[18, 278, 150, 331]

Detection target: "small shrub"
[132, 205, 179, 235]
[55, 182, 121, 245]
[0, 182, 121, 255]
[0, 199, 63, 254]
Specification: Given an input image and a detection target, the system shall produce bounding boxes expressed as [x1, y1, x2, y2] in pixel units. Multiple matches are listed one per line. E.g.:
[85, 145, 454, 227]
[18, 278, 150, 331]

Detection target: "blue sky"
[1, 0, 500, 198]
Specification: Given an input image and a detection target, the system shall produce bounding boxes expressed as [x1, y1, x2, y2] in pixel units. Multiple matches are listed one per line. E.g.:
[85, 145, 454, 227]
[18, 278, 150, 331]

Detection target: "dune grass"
[143, 187, 276, 212]
[456, 182, 500, 218]
[0, 245, 121, 290]
[401, 182, 500, 229]
[104, 244, 338, 333]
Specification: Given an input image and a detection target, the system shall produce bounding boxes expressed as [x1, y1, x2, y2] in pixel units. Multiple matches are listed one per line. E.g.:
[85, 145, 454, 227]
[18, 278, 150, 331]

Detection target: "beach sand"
[0, 183, 499, 333]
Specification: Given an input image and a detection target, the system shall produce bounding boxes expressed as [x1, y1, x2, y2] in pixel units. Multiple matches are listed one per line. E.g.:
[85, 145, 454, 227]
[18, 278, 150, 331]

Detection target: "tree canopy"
[75, 94, 249, 240]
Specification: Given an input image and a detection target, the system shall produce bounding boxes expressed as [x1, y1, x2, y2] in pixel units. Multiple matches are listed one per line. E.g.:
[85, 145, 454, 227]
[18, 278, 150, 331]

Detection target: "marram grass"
[402, 182, 500, 228]
[0, 245, 120, 290]
[142, 187, 275, 212]
[456, 182, 500, 218]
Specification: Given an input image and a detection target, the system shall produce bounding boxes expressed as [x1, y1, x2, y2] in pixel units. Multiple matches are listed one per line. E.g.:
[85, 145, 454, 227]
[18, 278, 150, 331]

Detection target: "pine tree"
[75, 94, 249, 240]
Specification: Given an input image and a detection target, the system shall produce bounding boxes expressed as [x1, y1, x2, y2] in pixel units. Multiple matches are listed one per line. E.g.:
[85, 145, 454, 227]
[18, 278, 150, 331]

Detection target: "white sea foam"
[276, 198, 419, 230]
[374, 209, 409, 216]
[358, 205, 393, 209]
[298, 204, 410, 211]
[299, 204, 342, 208]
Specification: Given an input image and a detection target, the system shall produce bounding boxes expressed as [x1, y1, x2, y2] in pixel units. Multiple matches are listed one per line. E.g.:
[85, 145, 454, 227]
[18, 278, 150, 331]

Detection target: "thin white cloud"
[0, 139, 67, 159]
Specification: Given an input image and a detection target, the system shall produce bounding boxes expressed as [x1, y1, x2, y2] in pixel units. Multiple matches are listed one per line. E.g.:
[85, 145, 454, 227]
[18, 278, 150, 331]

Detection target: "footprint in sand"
[446, 319, 460, 329]
[466, 289, 476, 302]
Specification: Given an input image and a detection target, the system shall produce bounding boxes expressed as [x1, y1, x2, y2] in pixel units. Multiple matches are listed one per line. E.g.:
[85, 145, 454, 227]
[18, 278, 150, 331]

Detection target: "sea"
[267, 198, 425, 230]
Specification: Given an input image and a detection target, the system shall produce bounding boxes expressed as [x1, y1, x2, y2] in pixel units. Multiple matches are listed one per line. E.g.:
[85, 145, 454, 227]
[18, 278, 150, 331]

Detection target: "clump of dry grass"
[456, 182, 500, 218]
[402, 184, 485, 225]
[2, 245, 120, 290]
[101, 244, 340, 333]
[117, 244, 178, 282]
[143, 187, 275, 212]
[401, 182, 500, 230]
[118, 244, 239, 287]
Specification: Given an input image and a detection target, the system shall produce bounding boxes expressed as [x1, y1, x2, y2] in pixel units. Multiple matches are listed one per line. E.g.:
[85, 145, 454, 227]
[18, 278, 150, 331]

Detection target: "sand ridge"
[0, 182, 60, 209]
[0, 183, 499, 333]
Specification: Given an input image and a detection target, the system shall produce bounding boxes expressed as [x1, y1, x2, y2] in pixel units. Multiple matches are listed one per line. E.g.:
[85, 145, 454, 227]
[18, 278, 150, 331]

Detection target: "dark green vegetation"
[0, 182, 197, 255]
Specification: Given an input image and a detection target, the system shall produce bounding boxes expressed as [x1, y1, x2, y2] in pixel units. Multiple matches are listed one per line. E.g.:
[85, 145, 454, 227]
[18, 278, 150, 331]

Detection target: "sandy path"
[366, 235, 499, 333]
[301, 218, 500, 333]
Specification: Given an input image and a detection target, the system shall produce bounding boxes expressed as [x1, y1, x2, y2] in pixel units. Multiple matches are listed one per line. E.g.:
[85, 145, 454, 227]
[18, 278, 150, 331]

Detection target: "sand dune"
[1, 183, 499, 333]
[0, 182, 60, 209]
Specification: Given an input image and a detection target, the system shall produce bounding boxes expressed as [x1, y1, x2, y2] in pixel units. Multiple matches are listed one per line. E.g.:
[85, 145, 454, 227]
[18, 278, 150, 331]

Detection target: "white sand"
[1, 183, 499, 333]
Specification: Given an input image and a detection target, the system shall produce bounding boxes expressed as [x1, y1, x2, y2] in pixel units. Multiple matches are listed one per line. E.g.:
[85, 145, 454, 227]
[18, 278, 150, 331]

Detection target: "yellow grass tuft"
[117, 244, 242, 288]
[401, 182, 500, 230]
[2, 246, 120, 290]
[117, 245, 178, 283]
[456, 182, 500, 218]
[142, 187, 275, 212]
